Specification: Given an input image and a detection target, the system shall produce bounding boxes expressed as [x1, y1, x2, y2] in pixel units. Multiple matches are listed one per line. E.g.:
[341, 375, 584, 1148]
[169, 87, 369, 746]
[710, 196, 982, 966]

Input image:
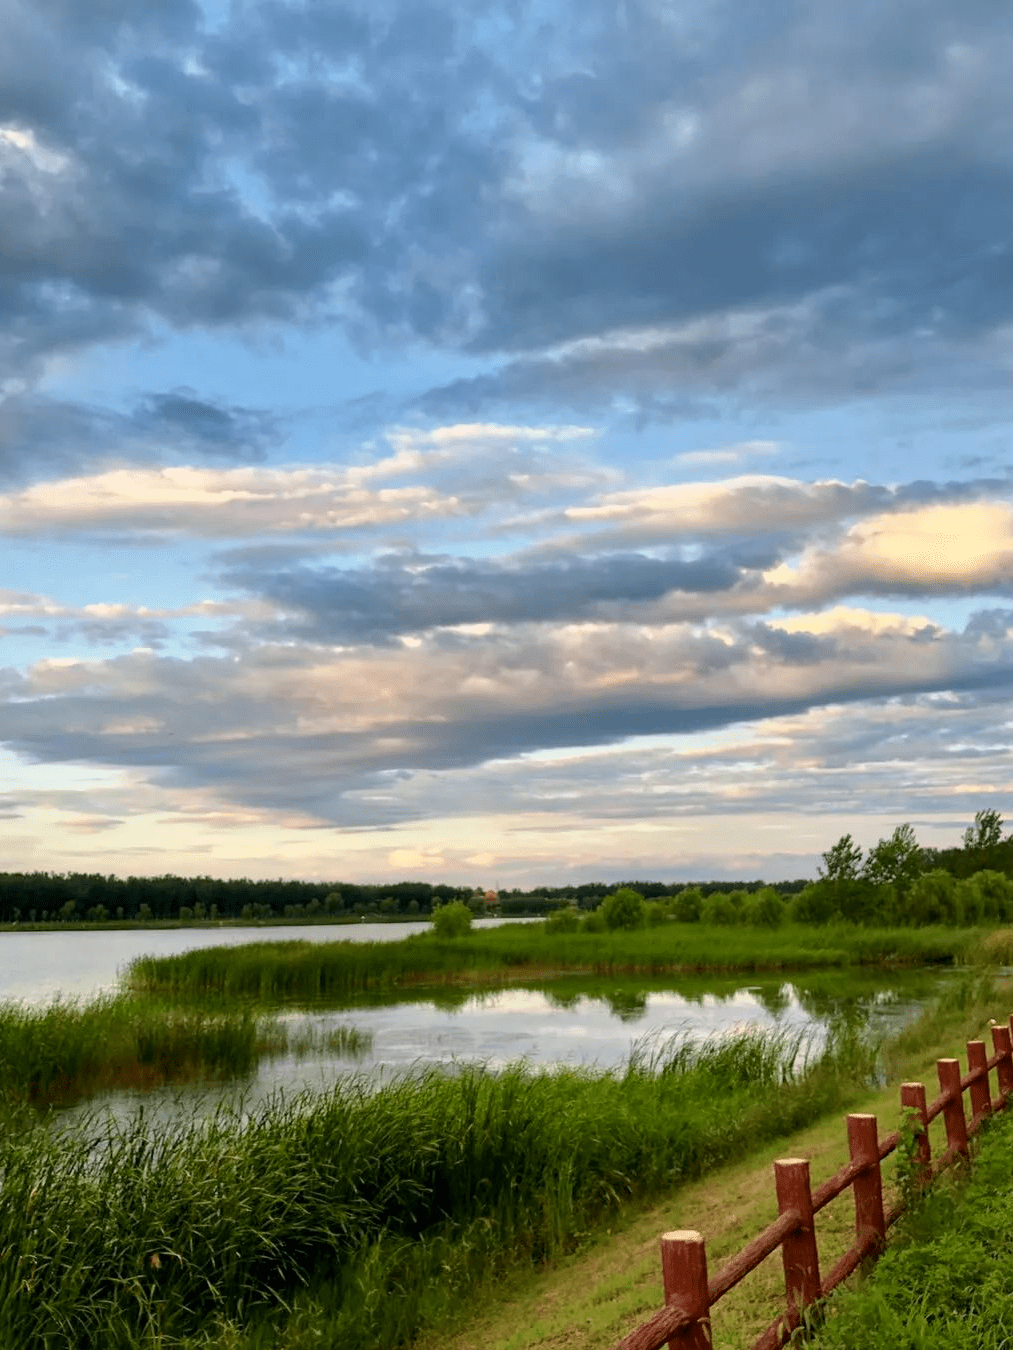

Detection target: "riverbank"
[0, 1024, 871, 1350]
[422, 973, 1009, 1350]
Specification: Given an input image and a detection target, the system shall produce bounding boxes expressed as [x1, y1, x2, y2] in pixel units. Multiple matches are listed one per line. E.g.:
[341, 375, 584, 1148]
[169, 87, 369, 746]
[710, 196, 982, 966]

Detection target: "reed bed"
[0, 1026, 874, 1349]
[126, 922, 976, 1005]
[0, 998, 372, 1107]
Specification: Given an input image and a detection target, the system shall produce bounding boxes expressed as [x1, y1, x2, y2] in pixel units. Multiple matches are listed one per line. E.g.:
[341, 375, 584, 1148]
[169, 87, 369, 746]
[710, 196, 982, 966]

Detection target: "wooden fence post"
[966, 1040, 991, 1122]
[847, 1114, 885, 1253]
[899, 1082, 931, 1188]
[992, 1024, 1013, 1104]
[660, 1231, 711, 1349]
[774, 1159, 820, 1320]
[937, 1058, 969, 1158]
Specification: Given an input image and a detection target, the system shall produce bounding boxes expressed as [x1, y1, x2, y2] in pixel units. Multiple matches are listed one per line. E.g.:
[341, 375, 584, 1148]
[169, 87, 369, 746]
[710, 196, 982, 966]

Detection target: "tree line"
[0, 808, 1009, 926]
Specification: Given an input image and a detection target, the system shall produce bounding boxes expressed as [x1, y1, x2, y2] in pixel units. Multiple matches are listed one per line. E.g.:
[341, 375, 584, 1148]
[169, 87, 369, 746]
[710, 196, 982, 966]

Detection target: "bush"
[431, 902, 473, 938]
[746, 888, 785, 928]
[906, 869, 959, 925]
[673, 887, 703, 922]
[581, 909, 606, 933]
[544, 908, 581, 934]
[601, 888, 646, 931]
[701, 893, 737, 925]
[959, 870, 1013, 924]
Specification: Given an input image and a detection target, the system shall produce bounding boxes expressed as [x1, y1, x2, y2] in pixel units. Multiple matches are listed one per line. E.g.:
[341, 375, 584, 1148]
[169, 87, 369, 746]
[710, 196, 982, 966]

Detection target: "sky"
[1, 0, 1013, 887]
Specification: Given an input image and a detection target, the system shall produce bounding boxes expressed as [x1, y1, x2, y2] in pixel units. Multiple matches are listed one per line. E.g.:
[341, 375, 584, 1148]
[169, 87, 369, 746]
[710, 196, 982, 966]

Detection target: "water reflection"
[60, 967, 951, 1130]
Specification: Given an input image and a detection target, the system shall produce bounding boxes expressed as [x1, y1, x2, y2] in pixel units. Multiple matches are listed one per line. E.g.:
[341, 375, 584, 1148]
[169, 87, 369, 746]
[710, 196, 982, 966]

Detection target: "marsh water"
[0, 923, 958, 1123]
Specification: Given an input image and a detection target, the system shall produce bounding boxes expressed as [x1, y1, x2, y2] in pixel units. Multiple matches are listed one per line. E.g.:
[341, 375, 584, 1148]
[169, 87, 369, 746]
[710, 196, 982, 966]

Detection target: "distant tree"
[672, 887, 703, 922]
[862, 824, 923, 897]
[600, 887, 646, 931]
[963, 809, 1005, 852]
[819, 834, 863, 885]
[431, 901, 472, 938]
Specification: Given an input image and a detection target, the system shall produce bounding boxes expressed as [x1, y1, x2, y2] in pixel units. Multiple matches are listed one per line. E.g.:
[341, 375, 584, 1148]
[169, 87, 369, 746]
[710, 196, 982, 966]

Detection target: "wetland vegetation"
[3, 812, 1013, 1346]
[0, 1025, 873, 1349]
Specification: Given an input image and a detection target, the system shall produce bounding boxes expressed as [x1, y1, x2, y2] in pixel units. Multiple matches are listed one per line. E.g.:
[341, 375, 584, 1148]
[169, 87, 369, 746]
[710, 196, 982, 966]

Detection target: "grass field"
[126, 921, 977, 1005]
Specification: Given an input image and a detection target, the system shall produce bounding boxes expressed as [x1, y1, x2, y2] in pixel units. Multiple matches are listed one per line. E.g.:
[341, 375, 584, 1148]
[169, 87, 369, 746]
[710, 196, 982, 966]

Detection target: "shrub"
[906, 869, 959, 925]
[701, 893, 737, 925]
[747, 887, 785, 929]
[431, 901, 473, 938]
[673, 887, 703, 922]
[601, 888, 646, 931]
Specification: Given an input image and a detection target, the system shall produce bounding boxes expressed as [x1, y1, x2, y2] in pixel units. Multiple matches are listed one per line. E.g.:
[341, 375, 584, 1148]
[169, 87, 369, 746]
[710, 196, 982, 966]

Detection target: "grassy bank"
[0, 997, 371, 1107]
[0, 1026, 872, 1349]
[811, 1102, 1013, 1348]
[424, 971, 1010, 1350]
[126, 921, 975, 1003]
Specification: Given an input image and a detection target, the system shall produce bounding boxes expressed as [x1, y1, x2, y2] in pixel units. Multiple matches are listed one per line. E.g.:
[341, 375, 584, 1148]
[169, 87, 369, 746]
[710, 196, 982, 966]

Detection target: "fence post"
[774, 1158, 820, 1320]
[899, 1082, 931, 1189]
[660, 1231, 711, 1349]
[992, 1024, 1013, 1105]
[847, 1114, 885, 1253]
[966, 1040, 991, 1122]
[937, 1058, 969, 1158]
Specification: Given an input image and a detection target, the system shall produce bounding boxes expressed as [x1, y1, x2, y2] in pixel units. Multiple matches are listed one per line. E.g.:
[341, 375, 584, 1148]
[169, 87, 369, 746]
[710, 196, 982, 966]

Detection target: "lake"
[0, 917, 527, 1002]
[13, 921, 954, 1125]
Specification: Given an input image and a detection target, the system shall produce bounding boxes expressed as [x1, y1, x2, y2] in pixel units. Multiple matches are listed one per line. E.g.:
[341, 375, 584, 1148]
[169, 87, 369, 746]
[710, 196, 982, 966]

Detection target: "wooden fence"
[613, 1015, 1013, 1350]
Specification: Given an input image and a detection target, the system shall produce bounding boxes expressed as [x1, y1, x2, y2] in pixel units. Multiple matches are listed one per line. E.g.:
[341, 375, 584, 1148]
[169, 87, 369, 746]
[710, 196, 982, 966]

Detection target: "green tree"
[819, 834, 863, 884]
[672, 887, 702, 922]
[862, 824, 923, 896]
[600, 887, 645, 931]
[431, 901, 473, 938]
[963, 808, 1004, 852]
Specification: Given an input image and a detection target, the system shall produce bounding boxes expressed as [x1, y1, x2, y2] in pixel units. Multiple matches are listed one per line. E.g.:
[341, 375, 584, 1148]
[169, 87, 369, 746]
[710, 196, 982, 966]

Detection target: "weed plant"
[126, 922, 976, 1005]
[811, 1105, 1013, 1348]
[0, 1026, 874, 1349]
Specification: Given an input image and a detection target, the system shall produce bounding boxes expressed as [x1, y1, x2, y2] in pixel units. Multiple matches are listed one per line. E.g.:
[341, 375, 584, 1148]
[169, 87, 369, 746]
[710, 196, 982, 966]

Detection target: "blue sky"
[2, 0, 1013, 885]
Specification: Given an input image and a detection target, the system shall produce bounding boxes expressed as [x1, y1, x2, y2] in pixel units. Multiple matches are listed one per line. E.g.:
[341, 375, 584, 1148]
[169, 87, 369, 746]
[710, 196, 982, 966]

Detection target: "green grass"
[126, 922, 976, 1004]
[0, 997, 372, 1107]
[0, 1026, 874, 1349]
[811, 1104, 1013, 1348]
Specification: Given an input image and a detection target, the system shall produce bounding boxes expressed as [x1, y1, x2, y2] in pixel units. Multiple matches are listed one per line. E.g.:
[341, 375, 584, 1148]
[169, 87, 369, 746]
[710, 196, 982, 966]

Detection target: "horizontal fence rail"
[613, 1014, 1013, 1350]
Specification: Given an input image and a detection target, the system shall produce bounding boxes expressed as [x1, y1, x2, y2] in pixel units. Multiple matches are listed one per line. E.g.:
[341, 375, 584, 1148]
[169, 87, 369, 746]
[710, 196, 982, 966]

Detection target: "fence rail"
[613, 1014, 1013, 1350]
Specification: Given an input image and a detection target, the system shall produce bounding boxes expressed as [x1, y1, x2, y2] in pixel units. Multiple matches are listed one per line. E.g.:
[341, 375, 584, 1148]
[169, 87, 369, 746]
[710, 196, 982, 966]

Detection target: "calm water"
[2, 924, 956, 1125]
[0, 918, 528, 1003]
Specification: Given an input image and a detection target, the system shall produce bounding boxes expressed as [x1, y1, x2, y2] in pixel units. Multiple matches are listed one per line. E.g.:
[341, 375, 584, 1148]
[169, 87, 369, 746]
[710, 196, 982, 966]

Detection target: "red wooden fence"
[613, 1014, 1013, 1350]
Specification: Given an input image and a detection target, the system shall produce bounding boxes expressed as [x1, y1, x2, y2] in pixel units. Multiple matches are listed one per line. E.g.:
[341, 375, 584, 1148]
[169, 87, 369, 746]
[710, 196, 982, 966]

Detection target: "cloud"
[1, 0, 1012, 424]
[224, 550, 744, 645]
[765, 501, 1013, 601]
[2, 607, 1013, 831]
[0, 421, 602, 538]
[675, 440, 781, 467]
[0, 389, 281, 485]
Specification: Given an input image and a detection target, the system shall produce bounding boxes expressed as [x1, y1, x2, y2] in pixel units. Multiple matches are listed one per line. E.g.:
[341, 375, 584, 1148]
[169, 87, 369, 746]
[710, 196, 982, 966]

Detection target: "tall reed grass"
[0, 998, 372, 1107]
[126, 922, 975, 1005]
[0, 1026, 874, 1348]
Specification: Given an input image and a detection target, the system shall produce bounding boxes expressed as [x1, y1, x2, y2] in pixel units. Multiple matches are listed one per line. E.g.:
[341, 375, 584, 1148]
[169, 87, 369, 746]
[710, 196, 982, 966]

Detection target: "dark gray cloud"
[2, 0, 1012, 419]
[0, 388, 279, 482]
[224, 550, 746, 643]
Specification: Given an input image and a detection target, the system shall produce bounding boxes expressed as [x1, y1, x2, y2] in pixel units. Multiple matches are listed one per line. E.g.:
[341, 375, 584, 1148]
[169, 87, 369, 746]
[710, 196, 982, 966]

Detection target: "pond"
[58, 961, 957, 1128]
